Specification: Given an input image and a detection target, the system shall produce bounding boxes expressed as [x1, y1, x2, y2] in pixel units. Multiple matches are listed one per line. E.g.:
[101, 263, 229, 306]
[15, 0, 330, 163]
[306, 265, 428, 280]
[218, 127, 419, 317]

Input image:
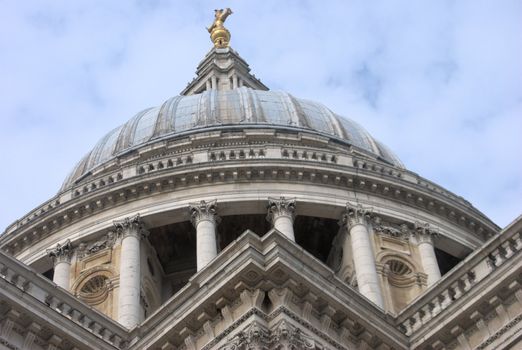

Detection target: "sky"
[0, 0, 521, 232]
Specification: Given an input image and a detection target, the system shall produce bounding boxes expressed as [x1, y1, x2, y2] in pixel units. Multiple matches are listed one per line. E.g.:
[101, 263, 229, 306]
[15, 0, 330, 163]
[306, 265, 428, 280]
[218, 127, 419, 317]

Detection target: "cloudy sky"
[0, 1, 520, 232]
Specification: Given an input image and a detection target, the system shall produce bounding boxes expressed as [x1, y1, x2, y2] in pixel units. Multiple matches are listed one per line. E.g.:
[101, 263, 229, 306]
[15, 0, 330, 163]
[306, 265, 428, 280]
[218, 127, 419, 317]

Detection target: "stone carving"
[219, 321, 316, 350]
[219, 322, 271, 349]
[189, 200, 219, 226]
[414, 221, 438, 243]
[339, 202, 372, 228]
[272, 320, 316, 349]
[372, 216, 409, 239]
[113, 214, 146, 240]
[46, 239, 73, 263]
[266, 197, 296, 223]
[77, 231, 117, 258]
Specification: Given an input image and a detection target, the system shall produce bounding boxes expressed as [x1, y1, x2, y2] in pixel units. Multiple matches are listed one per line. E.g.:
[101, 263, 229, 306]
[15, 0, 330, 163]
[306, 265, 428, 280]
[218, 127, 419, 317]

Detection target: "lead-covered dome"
[61, 87, 403, 191]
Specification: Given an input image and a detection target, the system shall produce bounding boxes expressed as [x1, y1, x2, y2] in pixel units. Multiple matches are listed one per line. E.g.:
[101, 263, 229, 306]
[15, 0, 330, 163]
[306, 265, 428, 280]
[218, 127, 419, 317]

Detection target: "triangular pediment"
[131, 229, 407, 349]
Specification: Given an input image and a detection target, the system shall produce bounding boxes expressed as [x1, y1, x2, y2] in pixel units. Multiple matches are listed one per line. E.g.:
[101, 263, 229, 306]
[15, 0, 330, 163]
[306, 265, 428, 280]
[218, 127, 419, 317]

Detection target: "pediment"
[132, 229, 408, 349]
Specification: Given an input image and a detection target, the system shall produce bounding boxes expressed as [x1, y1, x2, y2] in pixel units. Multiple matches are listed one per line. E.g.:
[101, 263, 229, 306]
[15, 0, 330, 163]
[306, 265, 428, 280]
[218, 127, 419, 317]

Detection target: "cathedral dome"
[1, 12, 510, 349]
[61, 87, 403, 191]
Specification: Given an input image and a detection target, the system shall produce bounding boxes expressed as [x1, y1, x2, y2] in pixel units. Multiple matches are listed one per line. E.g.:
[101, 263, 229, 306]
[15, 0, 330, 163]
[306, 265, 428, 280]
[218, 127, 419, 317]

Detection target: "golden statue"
[207, 8, 233, 48]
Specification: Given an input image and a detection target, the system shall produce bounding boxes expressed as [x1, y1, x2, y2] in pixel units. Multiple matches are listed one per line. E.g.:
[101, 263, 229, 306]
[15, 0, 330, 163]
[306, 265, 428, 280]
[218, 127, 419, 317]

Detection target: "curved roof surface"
[61, 87, 403, 191]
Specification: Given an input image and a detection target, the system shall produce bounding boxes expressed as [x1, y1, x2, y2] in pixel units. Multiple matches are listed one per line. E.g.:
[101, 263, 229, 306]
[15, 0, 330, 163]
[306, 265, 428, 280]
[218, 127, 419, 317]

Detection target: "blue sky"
[0, 1, 521, 231]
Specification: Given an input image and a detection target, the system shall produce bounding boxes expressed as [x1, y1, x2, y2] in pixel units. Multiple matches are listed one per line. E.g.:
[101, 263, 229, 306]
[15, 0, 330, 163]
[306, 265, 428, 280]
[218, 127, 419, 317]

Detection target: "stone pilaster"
[267, 197, 296, 241]
[114, 214, 145, 329]
[340, 202, 384, 308]
[190, 200, 219, 271]
[414, 221, 441, 286]
[47, 239, 73, 290]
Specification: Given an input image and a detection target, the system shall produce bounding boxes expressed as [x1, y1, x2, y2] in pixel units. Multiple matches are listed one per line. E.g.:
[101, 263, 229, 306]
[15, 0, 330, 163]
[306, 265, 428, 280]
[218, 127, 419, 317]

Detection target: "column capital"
[114, 214, 146, 240]
[189, 200, 219, 227]
[414, 221, 438, 244]
[47, 239, 73, 264]
[340, 202, 372, 228]
[267, 196, 296, 223]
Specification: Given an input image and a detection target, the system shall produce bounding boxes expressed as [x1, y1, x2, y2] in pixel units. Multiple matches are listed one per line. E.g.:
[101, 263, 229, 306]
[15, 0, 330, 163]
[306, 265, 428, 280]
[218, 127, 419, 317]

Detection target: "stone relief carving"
[372, 216, 410, 240]
[218, 320, 317, 350]
[272, 320, 316, 349]
[77, 231, 117, 258]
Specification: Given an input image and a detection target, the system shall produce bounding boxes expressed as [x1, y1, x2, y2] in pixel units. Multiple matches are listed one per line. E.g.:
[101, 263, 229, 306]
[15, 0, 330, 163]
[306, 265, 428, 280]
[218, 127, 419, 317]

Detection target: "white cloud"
[0, 1, 520, 230]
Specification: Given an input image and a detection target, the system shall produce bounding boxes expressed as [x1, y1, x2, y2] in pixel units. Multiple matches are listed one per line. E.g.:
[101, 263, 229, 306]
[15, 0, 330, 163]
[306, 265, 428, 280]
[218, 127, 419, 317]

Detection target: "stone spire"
[181, 9, 268, 95]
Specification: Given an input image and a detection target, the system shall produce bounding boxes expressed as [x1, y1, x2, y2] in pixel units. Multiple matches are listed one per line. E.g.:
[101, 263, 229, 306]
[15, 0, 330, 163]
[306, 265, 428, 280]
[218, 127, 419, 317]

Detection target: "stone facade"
[0, 25, 520, 350]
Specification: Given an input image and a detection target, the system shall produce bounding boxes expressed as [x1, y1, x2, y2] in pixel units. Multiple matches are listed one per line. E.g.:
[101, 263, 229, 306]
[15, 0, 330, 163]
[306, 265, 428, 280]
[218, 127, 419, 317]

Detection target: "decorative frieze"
[218, 321, 316, 350]
[372, 216, 410, 240]
[77, 231, 117, 258]
[2, 153, 497, 257]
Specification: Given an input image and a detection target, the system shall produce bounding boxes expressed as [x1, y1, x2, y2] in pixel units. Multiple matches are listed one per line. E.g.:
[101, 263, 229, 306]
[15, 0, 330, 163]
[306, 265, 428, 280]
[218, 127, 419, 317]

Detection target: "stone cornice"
[0, 136, 498, 257]
[1, 162, 494, 258]
[2, 130, 496, 238]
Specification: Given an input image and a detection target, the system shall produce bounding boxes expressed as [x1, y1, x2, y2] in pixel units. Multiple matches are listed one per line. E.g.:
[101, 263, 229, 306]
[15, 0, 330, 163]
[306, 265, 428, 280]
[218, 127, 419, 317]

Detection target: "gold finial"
[207, 8, 233, 48]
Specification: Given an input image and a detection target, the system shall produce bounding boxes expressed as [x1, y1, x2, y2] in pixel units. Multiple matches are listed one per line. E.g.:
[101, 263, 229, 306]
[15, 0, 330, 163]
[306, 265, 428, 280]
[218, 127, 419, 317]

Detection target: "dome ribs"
[61, 89, 405, 191]
[154, 96, 183, 138]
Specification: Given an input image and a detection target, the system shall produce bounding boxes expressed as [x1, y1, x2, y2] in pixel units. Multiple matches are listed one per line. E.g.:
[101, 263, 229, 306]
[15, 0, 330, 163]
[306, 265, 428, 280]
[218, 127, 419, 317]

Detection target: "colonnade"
[48, 198, 443, 328]
[188, 197, 297, 272]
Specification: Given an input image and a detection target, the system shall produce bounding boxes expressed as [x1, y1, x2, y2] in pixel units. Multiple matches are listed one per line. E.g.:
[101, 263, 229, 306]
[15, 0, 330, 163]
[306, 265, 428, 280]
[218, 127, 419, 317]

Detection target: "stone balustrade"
[397, 228, 521, 336]
[0, 249, 128, 349]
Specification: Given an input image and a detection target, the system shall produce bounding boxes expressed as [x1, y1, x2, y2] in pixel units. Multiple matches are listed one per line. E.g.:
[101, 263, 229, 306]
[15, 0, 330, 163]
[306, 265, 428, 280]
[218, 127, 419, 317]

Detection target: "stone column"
[341, 202, 384, 308]
[415, 222, 442, 286]
[190, 200, 219, 271]
[114, 214, 145, 329]
[267, 197, 296, 241]
[47, 240, 73, 290]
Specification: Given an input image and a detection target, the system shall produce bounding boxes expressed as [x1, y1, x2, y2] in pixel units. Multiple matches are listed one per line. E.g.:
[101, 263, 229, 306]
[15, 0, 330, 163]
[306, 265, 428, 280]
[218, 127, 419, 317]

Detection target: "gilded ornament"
[207, 8, 233, 48]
